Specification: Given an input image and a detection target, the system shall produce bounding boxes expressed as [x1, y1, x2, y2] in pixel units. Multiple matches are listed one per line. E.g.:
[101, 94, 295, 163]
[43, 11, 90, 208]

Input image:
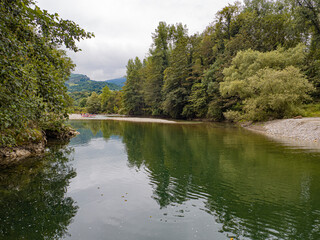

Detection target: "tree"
[241, 67, 314, 120]
[220, 45, 314, 121]
[294, 0, 320, 35]
[220, 44, 307, 98]
[0, 0, 93, 146]
[79, 98, 87, 108]
[100, 85, 112, 113]
[162, 24, 189, 118]
[293, 0, 320, 97]
[86, 92, 101, 114]
[123, 57, 145, 115]
[143, 22, 172, 115]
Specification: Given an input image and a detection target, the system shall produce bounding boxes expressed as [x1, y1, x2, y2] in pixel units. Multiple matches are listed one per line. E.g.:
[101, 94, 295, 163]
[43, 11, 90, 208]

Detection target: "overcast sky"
[37, 0, 236, 81]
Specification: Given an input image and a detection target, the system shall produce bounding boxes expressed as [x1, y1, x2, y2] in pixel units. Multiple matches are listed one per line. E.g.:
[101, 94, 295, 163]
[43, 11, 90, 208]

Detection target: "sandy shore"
[244, 117, 320, 144]
[69, 114, 181, 124]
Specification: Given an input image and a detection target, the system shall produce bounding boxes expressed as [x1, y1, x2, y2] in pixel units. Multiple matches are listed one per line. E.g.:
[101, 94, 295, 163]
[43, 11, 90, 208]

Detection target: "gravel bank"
[69, 114, 179, 124]
[245, 118, 320, 143]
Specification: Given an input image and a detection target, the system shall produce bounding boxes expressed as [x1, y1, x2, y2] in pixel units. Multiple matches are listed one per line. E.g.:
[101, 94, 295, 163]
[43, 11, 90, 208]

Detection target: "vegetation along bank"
[0, 0, 93, 160]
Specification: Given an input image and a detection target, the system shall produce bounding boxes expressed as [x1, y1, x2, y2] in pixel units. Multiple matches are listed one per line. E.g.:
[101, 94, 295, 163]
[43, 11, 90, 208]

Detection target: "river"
[1, 120, 320, 239]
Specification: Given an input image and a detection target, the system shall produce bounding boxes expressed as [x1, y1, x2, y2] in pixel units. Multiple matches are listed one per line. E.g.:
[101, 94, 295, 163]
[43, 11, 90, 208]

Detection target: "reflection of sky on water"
[68, 138, 128, 193]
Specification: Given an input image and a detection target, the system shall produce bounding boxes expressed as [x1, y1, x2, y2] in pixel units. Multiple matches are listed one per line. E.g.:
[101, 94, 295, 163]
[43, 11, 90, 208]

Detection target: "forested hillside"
[66, 74, 121, 92]
[119, 0, 320, 121]
[105, 77, 126, 87]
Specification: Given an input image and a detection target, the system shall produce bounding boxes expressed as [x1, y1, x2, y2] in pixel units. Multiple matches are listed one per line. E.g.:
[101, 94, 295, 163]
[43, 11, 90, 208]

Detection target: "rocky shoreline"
[0, 141, 46, 164]
[243, 117, 320, 144]
[0, 128, 79, 164]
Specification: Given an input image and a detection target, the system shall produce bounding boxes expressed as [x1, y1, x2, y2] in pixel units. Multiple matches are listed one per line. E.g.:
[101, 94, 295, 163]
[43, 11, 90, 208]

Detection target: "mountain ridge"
[66, 73, 125, 93]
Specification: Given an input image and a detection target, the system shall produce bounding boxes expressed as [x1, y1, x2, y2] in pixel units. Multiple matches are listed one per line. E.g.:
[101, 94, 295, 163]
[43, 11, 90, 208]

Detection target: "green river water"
[0, 120, 320, 240]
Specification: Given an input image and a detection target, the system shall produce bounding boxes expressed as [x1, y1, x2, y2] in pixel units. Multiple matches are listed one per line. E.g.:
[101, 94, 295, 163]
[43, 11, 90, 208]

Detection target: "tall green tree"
[100, 85, 112, 113]
[293, 0, 320, 96]
[162, 24, 190, 118]
[123, 57, 145, 115]
[143, 22, 172, 115]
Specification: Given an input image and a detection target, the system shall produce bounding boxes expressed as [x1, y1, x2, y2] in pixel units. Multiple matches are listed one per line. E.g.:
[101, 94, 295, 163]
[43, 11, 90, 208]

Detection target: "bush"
[224, 67, 314, 121]
[302, 103, 320, 117]
[220, 45, 315, 121]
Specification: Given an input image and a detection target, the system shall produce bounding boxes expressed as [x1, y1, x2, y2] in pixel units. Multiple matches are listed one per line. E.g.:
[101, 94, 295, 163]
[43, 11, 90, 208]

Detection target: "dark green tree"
[100, 85, 112, 113]
[123, 57, 145, 115]
[293, 0, 320, 97]
[162, 24, 190, 118]
[79, 98, 87, 108]
[86, 92, 101, 114]
[143, 22, 172, 115]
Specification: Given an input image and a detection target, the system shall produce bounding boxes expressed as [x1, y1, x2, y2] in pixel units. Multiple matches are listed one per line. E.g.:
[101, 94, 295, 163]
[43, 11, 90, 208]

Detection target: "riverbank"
[70, 114, 320, 144]
[69, 114, 183, 124]
[0, 127, 79, 164]
[243, 117, 320, 144]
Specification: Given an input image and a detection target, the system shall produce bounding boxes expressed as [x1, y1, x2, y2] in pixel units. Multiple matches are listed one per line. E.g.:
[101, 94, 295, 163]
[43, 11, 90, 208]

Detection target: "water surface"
[1, 120, 320, 239]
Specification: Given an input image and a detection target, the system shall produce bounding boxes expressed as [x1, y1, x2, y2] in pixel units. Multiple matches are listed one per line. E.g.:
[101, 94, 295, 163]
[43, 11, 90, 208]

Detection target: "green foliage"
[220, 44, 312, 121]
[122, 57, 145, 115]
[86, 92, 101, 114]
[293, 1, 320, 97]
[0, 0, 93, 146]
[162, 24, 190, 118]
[68, 91, 90, 107]
[223, 66, 314, 121]
[100, 85, 112, 111]
[143, 22, 172, 115]
[100, 85, 122, 114]
[79, 98, 87, 108]
[302, 102, 320, 117]
[182, 83, 208, 118]
[220, 44, 307, 98]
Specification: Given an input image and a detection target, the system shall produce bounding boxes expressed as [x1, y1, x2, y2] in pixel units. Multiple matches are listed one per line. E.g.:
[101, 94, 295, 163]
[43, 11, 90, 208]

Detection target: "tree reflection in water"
[121, 123, 320, 240]
[0, 145, 78, 240]
[69, 120, 320, 240]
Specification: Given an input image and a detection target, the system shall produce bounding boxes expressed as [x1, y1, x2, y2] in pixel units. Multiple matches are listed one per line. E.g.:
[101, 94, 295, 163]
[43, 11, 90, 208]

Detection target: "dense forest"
[117, 0, 320, 121]
[0, 0, 93, 147]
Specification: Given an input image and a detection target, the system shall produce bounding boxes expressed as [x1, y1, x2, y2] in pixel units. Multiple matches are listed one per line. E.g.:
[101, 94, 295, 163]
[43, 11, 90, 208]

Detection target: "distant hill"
[66, 74, 121, 92]
[105, 77, 126, 87]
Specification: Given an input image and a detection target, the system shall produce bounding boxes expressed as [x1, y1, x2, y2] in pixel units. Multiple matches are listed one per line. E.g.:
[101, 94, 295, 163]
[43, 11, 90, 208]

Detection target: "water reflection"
[0, 145, 78, 240]
[69, 120, 320, 240]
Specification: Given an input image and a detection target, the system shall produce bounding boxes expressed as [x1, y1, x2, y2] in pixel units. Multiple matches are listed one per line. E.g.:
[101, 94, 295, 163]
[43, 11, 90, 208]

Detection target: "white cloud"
[37, 0, 237, 80]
